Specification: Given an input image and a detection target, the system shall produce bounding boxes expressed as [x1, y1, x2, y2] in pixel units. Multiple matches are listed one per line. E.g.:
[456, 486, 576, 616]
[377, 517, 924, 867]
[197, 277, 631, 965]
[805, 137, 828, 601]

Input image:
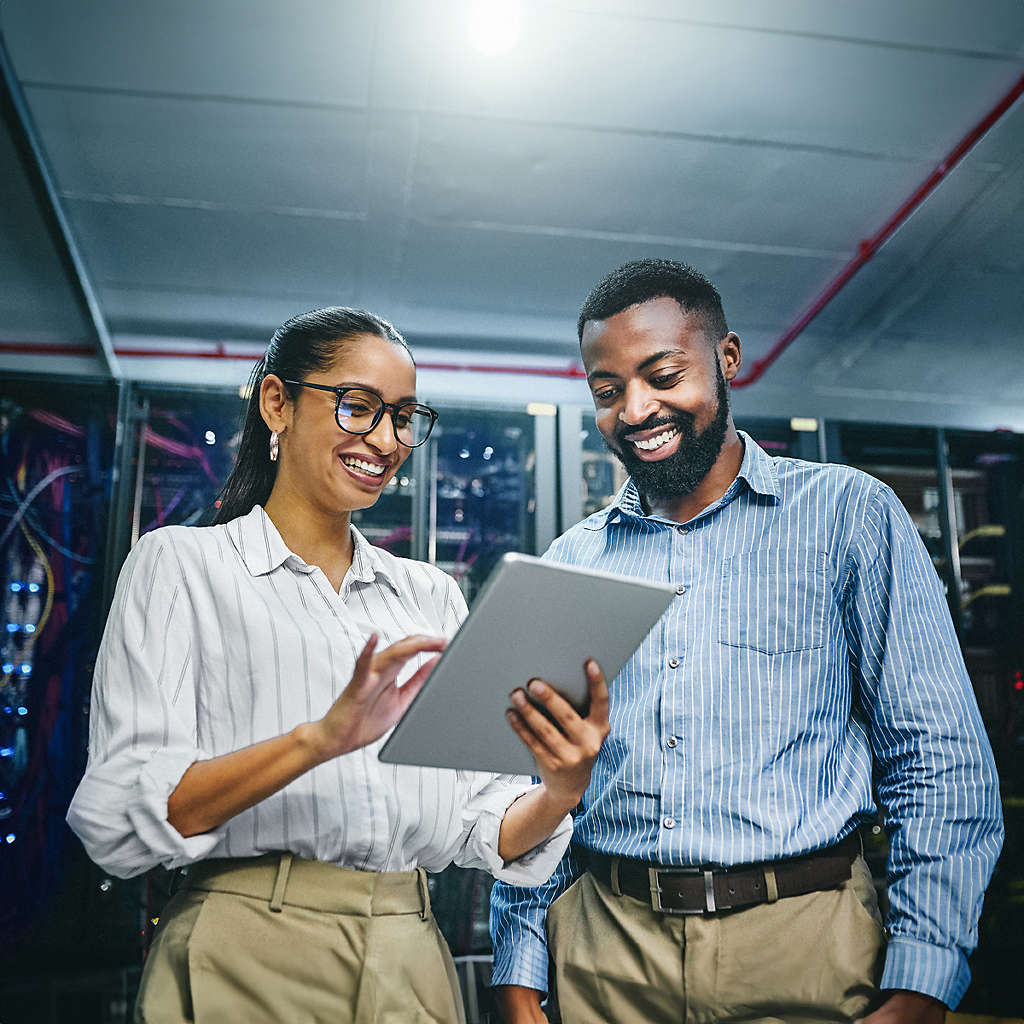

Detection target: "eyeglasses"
[283, 380, 438, 448]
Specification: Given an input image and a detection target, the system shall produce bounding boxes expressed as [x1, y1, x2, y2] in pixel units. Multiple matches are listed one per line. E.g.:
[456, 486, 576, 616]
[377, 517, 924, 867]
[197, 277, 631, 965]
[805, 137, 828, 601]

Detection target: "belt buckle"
[648, 866, 716, 915]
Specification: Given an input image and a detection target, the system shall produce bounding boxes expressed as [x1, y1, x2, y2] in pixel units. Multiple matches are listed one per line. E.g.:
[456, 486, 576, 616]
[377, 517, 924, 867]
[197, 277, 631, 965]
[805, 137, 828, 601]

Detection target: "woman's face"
[271, 333, 419, 516]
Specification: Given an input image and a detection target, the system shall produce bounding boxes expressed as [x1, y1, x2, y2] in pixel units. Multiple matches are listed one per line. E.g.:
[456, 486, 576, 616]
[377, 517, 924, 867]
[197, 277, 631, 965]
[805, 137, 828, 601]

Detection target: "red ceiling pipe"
[0, 339, 588, 377]
[730, 71, 1024, 389]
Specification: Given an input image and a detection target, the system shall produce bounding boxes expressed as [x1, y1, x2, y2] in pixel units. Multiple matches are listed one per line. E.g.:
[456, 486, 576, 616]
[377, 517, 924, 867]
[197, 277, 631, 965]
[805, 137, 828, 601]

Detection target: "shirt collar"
[229, 504, 402, 593]
[584, 430, 779, 530]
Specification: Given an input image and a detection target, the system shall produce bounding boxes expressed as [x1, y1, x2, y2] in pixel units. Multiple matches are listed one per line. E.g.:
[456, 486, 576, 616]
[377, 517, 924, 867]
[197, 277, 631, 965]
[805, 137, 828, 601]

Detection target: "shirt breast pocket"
[719, 546, 828, 655]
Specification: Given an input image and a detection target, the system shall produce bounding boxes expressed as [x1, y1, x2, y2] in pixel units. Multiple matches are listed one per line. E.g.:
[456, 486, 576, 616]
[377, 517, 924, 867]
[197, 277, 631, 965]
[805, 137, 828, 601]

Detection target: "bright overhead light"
[467, 0, 523, 57]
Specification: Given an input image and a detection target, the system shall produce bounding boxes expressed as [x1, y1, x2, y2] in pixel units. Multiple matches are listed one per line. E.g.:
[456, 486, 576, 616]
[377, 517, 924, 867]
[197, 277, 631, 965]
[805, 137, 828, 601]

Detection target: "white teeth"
[632, 428, 678, 451]
[342, 457, 385, 476]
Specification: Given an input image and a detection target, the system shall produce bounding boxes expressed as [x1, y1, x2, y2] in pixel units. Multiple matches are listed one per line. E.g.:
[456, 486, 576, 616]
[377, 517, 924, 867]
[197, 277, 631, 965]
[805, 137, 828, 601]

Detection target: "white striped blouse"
[67, 504, 570, 885]
[490, 433, 1003, 1009]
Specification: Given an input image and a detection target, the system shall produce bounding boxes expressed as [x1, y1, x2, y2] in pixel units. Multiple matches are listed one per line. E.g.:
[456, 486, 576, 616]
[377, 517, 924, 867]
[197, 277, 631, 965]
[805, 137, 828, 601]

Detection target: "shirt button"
[663, 816, 676, 829]
[675, 584, 687, 595]
[666, 736, 678, 748]
[668, 657, 680, 669]
[676, 525, 689, 535]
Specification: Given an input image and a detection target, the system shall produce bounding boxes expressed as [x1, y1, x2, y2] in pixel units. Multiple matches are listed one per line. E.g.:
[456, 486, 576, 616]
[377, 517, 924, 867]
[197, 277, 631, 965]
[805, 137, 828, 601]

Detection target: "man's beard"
[606, 360, 731, 501]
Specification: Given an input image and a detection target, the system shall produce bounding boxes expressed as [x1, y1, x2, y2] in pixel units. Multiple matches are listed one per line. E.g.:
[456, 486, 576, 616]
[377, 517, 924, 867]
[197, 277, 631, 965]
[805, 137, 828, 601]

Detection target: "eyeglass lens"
[336, 389, 433, 446]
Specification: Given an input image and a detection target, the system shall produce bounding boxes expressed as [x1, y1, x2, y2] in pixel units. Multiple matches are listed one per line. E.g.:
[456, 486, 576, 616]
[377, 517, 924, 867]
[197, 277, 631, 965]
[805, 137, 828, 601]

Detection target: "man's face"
[581, 296, 732, 500]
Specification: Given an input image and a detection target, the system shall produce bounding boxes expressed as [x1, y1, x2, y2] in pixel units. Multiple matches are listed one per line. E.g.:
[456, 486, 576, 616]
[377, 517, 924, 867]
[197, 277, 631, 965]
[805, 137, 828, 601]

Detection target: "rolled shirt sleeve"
[455, 775, 573, 885]
[845, 485, 1004, 1007]
[67, 531, 225, 877]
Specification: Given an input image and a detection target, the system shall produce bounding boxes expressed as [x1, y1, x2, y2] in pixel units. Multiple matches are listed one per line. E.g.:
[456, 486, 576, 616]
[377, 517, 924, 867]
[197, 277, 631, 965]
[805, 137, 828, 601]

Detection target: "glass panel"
[945, 431, 1024, 777]
[735, 416, 820, 461]
[833, 423, 946, 572]
[130, 387, 246, 536]
[580, 416, 628, 518]
[0, 378, 115, 937]
[425, 407, 537, 603]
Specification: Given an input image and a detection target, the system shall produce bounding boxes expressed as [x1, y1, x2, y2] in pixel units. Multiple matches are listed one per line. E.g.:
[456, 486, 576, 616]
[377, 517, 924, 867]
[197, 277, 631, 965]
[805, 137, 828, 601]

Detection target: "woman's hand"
[307, 633, 446, 762]
[507, 659, 610, 808]
[168, 633, 444, 838]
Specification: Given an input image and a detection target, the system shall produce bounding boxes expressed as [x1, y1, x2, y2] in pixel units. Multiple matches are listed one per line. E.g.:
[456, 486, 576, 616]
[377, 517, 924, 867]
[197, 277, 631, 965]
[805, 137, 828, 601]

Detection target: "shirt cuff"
[459, 783, 573, 885]
[880, 935, 970, 1009]
[68, 748, 224, 877]
[489, 917, 551, 992]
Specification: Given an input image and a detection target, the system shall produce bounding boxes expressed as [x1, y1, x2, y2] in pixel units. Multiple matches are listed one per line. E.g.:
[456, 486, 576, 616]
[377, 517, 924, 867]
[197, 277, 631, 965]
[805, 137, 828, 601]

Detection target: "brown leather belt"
[582, 833, 859, 915]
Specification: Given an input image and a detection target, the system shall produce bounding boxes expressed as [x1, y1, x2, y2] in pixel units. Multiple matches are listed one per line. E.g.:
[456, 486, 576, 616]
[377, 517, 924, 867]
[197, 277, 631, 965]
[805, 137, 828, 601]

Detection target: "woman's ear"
[259, 374, 291, 434]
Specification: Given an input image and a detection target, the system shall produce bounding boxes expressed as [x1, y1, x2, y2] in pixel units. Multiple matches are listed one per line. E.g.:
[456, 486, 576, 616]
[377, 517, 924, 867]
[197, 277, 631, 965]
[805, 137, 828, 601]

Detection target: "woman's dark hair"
[214, 306, 412, 524]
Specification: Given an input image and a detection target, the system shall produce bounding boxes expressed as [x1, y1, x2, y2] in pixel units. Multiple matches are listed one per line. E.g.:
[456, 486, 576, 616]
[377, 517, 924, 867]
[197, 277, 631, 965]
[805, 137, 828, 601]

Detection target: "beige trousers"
[547, 854, 886, 1024]
[134, 853, 466, 1024]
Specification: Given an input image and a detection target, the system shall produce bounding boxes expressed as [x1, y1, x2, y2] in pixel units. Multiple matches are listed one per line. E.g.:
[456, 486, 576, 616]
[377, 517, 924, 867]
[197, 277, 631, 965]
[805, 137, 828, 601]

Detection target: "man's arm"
[490, 845, 584, 1022]
[844, 484, 1004, 1010]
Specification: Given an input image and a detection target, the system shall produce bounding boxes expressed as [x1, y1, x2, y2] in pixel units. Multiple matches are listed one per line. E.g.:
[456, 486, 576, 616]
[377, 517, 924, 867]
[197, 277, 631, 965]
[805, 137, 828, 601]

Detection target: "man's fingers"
[509, 690, 572, 759]
[523, 679, 585, 736]
[505, 709, 549, 761]
[584, 659, 610, 727]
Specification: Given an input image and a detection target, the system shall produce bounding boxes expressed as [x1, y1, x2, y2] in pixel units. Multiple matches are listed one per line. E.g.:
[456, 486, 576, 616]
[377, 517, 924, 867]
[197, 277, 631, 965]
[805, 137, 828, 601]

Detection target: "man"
[490, 259, 1003, 1023]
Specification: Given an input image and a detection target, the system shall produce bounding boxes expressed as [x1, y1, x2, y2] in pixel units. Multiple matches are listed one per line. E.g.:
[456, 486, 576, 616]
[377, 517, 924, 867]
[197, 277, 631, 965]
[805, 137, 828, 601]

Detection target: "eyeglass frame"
[281, 379, 439, 448]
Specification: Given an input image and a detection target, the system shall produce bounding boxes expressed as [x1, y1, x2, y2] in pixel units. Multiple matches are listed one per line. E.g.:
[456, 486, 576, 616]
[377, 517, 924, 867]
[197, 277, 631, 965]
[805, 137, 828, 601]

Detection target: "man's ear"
[259, 374, 292, 434]
[719, 333, 742, 382]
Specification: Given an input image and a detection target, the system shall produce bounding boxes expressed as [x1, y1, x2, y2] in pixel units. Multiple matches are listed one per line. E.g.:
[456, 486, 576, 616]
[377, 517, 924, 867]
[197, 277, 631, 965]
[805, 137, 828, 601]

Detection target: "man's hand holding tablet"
[497, 660, 610, 862]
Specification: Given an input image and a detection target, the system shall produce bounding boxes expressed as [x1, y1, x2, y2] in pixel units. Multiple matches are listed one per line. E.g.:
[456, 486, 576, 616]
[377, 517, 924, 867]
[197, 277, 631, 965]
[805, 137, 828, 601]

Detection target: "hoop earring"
[269, 431, 280, 462]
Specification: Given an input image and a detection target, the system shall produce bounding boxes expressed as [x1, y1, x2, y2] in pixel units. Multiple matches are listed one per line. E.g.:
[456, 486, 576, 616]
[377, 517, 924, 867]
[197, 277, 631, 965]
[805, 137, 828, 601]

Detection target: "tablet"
[378, 552, 676, 776]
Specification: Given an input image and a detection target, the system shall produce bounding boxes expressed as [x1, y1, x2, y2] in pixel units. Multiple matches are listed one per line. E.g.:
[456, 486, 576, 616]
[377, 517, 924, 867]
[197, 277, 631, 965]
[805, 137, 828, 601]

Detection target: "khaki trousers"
[547, 854, 886, 1024]
[134, 853, 466, 1024]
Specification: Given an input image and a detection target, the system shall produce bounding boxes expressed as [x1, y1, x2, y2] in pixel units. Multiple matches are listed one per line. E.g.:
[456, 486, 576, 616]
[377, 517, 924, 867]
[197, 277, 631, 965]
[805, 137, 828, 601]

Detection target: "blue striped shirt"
[490, 433, 1003, 1008]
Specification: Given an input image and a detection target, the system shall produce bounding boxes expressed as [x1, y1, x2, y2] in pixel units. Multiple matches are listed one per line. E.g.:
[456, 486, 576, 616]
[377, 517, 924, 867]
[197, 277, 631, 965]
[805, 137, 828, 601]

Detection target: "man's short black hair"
[577, 258, 728, 346]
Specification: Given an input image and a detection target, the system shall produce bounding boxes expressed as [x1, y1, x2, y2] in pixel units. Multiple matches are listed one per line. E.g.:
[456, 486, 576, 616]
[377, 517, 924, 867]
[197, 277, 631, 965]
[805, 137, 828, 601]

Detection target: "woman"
[68, 307, 609, 1023]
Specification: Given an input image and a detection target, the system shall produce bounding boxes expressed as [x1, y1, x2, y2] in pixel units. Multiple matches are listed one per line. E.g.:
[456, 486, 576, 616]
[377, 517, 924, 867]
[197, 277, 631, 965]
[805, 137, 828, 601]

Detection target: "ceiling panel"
[1, 0, 375, 105]
[63, 201, 364, 305]
[23, 88, 374, 214]
[575, 0, 1024, 57]
[411, 115, 953, 253]
[394, 4, 1023, 159]
[0, 91, 91, 341]
[398, 220, 847, 328]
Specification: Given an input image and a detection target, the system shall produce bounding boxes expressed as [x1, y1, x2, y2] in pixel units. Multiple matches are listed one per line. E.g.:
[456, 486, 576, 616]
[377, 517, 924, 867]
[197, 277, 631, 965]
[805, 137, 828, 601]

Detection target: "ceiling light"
[467, 0, 522, 57]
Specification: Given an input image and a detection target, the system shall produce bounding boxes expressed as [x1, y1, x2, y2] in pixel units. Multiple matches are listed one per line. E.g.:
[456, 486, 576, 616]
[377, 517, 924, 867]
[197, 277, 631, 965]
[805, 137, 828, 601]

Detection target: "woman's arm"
[168, 633, 444, 837]
[497, 660, 609, 862]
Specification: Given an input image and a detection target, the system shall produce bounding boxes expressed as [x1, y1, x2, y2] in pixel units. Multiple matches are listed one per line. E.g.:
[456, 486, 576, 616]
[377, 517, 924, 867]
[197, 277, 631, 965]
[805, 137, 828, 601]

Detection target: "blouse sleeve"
[66, 530, 225, 877]
[435, 573, 573, 884]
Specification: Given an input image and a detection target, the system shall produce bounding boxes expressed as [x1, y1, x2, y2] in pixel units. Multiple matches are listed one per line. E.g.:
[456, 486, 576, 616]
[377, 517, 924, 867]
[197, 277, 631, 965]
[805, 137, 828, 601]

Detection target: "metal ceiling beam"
[0, 30, 121, 378]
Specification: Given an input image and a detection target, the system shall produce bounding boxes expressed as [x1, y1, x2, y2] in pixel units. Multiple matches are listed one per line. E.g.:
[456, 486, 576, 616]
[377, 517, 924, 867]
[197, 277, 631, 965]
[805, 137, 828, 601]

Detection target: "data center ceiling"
[1, 1, 1023, 427]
